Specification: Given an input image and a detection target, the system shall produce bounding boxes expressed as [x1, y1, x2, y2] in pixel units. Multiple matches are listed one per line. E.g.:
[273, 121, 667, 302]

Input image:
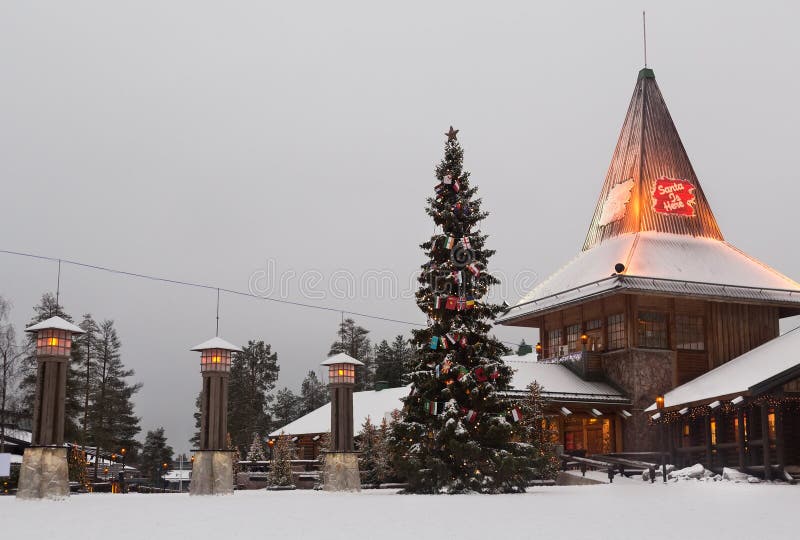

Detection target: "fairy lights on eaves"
[0, 248, 525, 348]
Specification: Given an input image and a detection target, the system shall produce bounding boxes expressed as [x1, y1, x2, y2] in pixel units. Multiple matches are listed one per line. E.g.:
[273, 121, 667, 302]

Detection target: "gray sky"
[2, 1, 799, 454]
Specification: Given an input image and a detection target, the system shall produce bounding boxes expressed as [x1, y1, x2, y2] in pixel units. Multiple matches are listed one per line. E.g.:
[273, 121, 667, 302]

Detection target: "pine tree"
[190, 392, 202, 449]
[0, 297, 26, 454]
[517, 382, 560, 481]
[379, 335, 410, 387]
[227, 340, 279, 452]
[358, 416, 380, 485]
[373, 340, 393, 388]
[88, 320, 141, 478]
[267, 432, 295, 488]
[390, 127, 536, 494]
[139, 427, 174, 484]
[329, 318, 374, 391]
[246, 433, 267, 461]
[75, 314, 100, 448]
[299, 370, 328, 414]
[271, 387, 301, 429]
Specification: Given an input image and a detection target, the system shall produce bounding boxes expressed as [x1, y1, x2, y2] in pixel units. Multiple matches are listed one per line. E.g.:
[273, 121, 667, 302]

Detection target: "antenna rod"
[55, 259, 62, 315]
[643, 11, 648, 68]
[215, 288, 220, 337]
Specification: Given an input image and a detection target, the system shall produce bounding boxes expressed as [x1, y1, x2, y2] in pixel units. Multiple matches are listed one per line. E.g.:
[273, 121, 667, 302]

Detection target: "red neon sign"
[652, 177, 696, 216]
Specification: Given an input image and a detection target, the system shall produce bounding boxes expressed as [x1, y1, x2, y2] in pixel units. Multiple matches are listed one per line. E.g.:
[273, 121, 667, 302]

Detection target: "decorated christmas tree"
[391, 127, 537, 494]
[246, 433, 267, 462]
[267, 432, 295, 488]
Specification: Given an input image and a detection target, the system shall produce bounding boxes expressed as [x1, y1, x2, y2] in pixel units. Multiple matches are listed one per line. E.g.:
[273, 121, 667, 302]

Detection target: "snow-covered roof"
[0, 428, 32, 444]
[269, 386, 408, 437]
[25, 316, 85, 334]
[646, 326, 800, 411]
[504, 355, 628, 403]
[272, 357, 630, 436]
[163, 469, 192, 481]
[190, 336, 242, 352]
[500, 232, 800, 323]
[321, 353, 365, 366]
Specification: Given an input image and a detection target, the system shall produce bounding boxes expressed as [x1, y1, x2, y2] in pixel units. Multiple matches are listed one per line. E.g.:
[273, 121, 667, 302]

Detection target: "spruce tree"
[299, 370, 328, 414]
[227, 340, 279, 452]
[391, 127, 536, 494]
[89, 319, 142, 478]
[139, 427, 174, 484]
[271, 387, 301, 428]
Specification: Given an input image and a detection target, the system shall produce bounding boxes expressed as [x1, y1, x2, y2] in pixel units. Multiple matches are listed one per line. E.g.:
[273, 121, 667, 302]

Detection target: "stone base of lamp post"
[322, 451, 361, 492]
[16, 446, 69, 500]
[189, 450, 234, 496]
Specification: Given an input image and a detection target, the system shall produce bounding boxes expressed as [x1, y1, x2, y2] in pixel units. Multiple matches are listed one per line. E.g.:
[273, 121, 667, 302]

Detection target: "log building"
[498, 68, 800, 457]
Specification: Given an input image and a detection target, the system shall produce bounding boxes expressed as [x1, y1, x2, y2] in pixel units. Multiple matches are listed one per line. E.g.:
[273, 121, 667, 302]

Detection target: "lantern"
[535, 341, 542, 359]
[192, 337, 240, 374]
[580, 333, 589, 345]
[656, 395, 665, 410]
[26, 316, 84, 359]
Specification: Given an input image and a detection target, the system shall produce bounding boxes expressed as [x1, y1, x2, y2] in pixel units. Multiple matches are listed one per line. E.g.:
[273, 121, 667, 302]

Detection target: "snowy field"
[1, 483, 798, 540]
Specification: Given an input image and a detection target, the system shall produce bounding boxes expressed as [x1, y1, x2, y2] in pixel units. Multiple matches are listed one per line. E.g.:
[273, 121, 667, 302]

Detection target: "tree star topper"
[446, 126, 459, 141]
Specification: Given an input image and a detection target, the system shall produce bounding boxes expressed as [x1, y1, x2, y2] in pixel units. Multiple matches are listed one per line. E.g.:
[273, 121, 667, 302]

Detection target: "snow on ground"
[1, 483, 798, 540]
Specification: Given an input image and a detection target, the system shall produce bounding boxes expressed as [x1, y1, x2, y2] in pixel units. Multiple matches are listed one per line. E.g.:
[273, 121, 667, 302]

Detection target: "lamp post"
[119, 447, 127, 493]
[17, 316, 85, 500]
[320, 353, 363, 491]
[656, 395, 667, 483]
[189, 336, 241, 496]
[580, 333, 589, 351]
[535, 342, 542, 360]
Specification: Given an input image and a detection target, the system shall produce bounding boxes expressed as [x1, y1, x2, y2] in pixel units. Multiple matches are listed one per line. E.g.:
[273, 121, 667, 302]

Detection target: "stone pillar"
[189, 451, 233, 496]
[17, 447, 69, 500]
[322, 452, 360, 492]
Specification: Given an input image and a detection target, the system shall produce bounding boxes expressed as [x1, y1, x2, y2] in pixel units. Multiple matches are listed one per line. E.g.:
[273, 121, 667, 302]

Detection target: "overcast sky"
[2, 1, 799, 454]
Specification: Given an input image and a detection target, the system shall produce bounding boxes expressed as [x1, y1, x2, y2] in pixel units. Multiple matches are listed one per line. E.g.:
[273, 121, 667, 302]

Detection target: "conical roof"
[583, 68, 723, 251]
[499, 68, 800, 325]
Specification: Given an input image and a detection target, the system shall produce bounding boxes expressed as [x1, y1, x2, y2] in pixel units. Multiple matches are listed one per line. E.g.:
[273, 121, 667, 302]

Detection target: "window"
[586, 319, 602, 331]
[676, 314, 705, 351]
[607, 313, 626, 350]
[637, 311, 669, 349]
[547, 328, 562, 358]
[566, 324, 581, 352]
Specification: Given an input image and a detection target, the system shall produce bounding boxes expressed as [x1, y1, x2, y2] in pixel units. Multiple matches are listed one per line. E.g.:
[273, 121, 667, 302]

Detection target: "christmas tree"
[267, 432, 295, 488]
[246, 433, 267, 462]
[391, 127, 537, 493]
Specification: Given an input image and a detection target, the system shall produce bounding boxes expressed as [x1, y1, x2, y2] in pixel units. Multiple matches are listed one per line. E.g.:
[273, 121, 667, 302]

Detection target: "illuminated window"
[710, 418, 717, 445]
[676, 314, 705, 351]
[768, 410, 776, 441]
[637, 312, 668, 349]
[547, 328, 562, 358]
[566, 324, 581, 352]
[607, 314, 626, 350]
[199, 349, 232, 373]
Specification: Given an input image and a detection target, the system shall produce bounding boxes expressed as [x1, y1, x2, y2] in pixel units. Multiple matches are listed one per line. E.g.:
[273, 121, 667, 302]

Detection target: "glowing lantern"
[656, 395, 665, 410]
[322, 353, 363, 385]
[26, 316, 84, 359]
[191, 337, 240, 374]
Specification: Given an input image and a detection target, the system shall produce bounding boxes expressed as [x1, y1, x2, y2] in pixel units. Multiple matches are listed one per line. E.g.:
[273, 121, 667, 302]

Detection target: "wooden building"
[271, 357, 633, 459]
[499, 68, 800, 453]
[646, 327, 800, 479]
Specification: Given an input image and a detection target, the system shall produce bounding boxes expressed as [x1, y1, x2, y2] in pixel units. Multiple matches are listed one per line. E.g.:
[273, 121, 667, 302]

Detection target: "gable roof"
[646, 326, 800, 411]
[269, 386, 409, 437]
[504, 356, 628, 404]
[500, 69, 800, 324]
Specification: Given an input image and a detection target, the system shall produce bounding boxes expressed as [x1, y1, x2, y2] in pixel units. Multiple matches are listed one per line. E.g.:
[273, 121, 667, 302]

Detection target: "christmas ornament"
[430, 336, 439, 349]
[445, 296, 458, 310]
[510, 407, 523, 423]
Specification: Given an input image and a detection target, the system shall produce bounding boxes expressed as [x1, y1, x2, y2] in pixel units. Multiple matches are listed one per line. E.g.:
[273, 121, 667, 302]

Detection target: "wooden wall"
[538, 293, 781, 386]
